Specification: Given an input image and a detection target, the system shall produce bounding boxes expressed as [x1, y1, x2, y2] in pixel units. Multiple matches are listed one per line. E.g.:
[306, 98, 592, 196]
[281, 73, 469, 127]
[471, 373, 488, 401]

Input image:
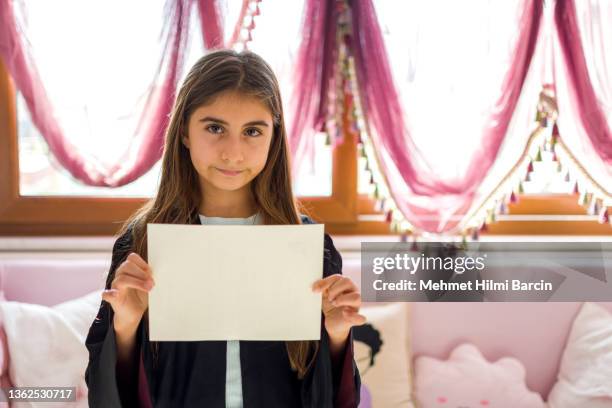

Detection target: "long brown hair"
[116, 49, 317, 378]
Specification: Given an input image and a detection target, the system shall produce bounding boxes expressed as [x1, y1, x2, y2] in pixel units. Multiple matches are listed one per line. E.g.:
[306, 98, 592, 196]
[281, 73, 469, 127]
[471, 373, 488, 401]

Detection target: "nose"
[220, 134, 244, 163]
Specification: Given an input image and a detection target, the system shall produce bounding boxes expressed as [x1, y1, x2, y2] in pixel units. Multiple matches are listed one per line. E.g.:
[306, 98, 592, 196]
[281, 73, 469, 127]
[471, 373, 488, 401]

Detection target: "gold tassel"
[578, 191, 587, 206]
[534, 147, 542, 162]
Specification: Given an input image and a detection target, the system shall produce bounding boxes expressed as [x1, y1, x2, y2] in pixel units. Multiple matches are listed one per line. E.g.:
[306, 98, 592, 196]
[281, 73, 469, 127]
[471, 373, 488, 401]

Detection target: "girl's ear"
[182, 136, 190, 149]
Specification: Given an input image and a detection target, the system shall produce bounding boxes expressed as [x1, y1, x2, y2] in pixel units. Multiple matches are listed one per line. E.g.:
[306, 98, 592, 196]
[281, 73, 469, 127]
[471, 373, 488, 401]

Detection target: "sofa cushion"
[547, 302, 612, 407]
[354, 303, 414, 407]
[0, 290, 12, 408]
[0, 291, 101, 408]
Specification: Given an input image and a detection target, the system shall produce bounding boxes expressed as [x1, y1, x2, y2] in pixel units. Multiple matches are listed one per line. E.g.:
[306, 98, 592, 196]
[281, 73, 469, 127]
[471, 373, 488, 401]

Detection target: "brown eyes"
[206, 124, 224, 134]
[205, 124, 262, 138]
[244, 128, 262, 137]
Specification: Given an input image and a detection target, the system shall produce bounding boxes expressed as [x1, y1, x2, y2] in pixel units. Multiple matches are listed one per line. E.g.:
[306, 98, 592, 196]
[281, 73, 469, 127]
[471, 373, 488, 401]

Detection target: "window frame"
[0, 60, 358, 236]
[1, 61, 610, 236]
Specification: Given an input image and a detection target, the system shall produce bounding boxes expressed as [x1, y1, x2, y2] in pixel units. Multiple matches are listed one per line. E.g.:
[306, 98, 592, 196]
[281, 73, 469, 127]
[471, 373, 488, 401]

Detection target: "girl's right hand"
[101, 252, 155, 332]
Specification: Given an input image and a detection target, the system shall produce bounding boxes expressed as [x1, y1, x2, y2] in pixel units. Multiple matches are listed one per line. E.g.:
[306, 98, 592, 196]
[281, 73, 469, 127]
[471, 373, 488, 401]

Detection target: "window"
[1, 1, 609, 236]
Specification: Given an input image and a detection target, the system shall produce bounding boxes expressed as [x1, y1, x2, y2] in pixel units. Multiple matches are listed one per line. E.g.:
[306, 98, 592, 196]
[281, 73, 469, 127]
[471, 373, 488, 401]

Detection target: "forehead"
[191, 91, 273, 123]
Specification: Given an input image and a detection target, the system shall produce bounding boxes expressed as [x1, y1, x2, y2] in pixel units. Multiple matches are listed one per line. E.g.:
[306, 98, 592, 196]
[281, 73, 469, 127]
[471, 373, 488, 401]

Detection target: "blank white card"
[147, 223, 324, 341]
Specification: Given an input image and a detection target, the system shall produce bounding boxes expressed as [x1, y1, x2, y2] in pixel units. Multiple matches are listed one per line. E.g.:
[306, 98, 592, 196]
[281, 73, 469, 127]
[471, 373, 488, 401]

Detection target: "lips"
[216, 168, 243, 176]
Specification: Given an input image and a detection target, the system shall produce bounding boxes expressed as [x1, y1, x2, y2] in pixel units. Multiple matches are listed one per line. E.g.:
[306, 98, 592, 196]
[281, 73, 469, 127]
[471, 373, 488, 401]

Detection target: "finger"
[342, 309, 367, 325]
[118, 261, 153, 283]
[117, 267, 155, 288]
[126, 252, 150, 272]
[327, 278, 357, 302]
[330, 292, 361, 308]
[112, 275, 153, 293]
[312, 275, 340, 292]
[312, 274, 342, 293]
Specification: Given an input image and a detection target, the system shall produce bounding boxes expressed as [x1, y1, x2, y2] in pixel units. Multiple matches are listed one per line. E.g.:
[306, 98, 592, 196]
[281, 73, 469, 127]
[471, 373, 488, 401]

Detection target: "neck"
[199, 184, 257, 218]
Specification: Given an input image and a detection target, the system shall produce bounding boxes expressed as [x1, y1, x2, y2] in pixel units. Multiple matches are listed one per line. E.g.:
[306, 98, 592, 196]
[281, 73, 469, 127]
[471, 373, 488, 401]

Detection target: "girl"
[85, 49, 365, 408]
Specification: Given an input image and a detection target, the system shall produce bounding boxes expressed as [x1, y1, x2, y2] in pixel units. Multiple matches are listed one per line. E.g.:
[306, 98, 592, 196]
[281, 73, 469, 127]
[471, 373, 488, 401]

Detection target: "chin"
[211, 179, 250, 191]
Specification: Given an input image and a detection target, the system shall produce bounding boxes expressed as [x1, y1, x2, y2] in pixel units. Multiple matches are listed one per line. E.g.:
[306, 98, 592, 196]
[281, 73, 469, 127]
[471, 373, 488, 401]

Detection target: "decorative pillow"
[0, 291, 101, 408]
[354, 303, 414, 407]
[0, 290, 12, 408]
[547, 302, 612, 407]
[414, 343, 544, 408]
[53, 291, 103, 339]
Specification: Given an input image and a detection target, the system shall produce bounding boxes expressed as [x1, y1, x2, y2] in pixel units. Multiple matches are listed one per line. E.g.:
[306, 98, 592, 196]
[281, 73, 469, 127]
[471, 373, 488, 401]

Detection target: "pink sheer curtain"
[0, 0, 223, 187]
[350, 0, 543, 233]
[287, 0, 337, 176]
[554, 0, 612, 167]
[198, 0, 223, 49]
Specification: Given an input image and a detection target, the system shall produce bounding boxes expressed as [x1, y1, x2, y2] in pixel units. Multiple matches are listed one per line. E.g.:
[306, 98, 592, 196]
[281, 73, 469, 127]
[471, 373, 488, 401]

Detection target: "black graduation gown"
[85, 214, 361, 407]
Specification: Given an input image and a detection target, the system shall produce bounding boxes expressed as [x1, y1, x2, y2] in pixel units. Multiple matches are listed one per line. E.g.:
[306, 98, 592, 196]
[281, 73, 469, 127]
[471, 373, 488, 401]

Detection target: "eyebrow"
[198, 116, 270, 127]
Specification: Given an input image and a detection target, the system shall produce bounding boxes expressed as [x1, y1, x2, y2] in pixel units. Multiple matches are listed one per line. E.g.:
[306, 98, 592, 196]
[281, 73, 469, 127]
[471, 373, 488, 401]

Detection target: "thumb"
[102, 289, 119, 307]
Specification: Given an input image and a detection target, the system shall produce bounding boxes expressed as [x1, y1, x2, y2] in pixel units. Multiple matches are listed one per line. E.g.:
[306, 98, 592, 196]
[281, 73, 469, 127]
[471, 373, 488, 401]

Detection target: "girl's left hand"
[312, 275, 367, 341]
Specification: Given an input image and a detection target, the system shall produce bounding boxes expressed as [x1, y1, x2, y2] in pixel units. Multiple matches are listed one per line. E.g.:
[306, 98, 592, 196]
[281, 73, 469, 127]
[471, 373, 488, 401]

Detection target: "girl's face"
[183, 91, 274, 194]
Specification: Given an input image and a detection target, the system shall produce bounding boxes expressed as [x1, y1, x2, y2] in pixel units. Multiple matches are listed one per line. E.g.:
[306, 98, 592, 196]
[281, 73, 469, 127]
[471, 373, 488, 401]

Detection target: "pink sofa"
[0, 255, 610, 402]
[341, 257, 612, 399]
[0, 258, 109, 306]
